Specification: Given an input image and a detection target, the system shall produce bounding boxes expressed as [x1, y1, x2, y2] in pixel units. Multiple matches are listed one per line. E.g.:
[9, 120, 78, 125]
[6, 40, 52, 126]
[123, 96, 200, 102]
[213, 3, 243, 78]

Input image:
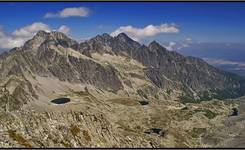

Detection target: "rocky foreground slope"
[0, 31, 244, 148]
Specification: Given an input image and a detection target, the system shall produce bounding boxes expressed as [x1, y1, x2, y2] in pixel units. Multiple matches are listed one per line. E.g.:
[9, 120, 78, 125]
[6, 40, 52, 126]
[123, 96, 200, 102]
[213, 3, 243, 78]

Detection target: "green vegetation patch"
[195, 109, 217, 119]
[60, 140, 72, 148]
[174, 109, 196, 121]
[166, 89, 172, 95]
[191, 127, 207, 138]
[179, 95, 199, 104]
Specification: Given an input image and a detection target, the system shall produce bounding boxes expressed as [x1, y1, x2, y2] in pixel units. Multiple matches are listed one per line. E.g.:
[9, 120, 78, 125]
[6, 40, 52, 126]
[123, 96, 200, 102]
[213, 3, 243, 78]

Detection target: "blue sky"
[1, 2, 245, 50]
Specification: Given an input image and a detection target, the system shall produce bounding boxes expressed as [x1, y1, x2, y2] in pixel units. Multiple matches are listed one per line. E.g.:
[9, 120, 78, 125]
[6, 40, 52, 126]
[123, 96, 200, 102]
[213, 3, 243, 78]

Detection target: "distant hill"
[177, 42, 245, 76]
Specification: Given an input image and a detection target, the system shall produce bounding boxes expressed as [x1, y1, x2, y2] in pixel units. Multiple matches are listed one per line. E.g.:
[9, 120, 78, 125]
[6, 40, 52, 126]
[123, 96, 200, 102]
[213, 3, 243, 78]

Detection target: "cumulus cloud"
[0, 22, 70, 50]
[0, 27, 17, 50]
[0, 22, 51, 49]
[162, 38, 193, 51]
[111, 24, 179, 41]
[12, 22, 51, 38]
[44, 7, 90, 18]
[58, 25, 70, 34]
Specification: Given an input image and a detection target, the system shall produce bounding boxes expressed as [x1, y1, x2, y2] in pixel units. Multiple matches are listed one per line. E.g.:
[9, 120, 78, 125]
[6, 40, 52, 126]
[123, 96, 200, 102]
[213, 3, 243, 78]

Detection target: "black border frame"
[0, 0, 245, 149]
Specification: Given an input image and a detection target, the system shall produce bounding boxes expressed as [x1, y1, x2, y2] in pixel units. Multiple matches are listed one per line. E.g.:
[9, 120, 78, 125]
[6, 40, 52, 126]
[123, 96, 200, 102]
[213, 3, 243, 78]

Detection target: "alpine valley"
[0, 31, 245, 148]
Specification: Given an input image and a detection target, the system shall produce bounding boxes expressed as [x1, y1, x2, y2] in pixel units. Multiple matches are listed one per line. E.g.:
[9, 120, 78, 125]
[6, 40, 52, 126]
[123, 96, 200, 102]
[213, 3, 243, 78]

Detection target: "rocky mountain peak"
[92, 33, 113, 43]
[148, 40, 166, 51]
[101, 33, 112, 39]
[139, 44, 149, 50]
[35, 30, 50, 38]
[115, 32, 135, 43]
[2, 31, 244, 103]
[34, 30, 69, 40]
[148, 40, 160, 48]
[49, 31, 69, 40]
[23, 30, 79, 51]
[22, 30, 50, 51]
[112, 33, 141, 53]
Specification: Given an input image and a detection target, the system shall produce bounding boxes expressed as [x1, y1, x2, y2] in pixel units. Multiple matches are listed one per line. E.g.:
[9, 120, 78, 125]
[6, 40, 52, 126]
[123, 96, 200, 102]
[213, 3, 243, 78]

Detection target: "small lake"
[51, 98, 71, 104]
[139, 101, 149, 105]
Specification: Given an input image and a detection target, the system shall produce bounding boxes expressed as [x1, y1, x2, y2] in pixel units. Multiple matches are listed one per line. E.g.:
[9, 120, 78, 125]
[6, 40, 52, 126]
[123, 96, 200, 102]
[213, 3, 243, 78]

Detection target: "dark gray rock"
[0, 30, 244, 103]
[80, 33, 245, 100]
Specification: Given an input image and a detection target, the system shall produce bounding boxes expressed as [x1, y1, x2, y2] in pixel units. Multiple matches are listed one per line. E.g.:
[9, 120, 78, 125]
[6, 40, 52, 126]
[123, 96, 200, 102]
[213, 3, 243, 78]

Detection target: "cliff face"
[0, 30, 244, 110]
[0, 31, 244, 148]
[0, 31, 125, 110]
[79, 32, 245, 100]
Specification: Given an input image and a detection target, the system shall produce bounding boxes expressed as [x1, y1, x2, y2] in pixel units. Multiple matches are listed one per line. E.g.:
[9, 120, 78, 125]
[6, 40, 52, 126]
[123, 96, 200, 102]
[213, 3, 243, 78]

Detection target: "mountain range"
[0, 30, 244, 111]
[0, 31, 245, 148]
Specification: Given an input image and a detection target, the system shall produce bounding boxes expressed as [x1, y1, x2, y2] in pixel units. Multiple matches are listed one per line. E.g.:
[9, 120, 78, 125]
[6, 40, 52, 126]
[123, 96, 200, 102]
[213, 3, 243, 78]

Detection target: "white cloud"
[44, 7, 90, 18]
[111, 24, 179, 41]
[44, 13, 57, 18]
[162, 38, 193, 51]
[0, 28, 17, 49]
[0, 22, 51, 49]
[13, 22, 51, 38]
[58, 25, 70, 34]
[0, 22, 70, 50]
